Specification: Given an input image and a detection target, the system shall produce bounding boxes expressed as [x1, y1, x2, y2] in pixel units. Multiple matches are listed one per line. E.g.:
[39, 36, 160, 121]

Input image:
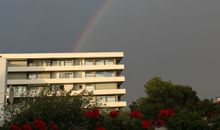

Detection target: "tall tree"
[130, 77, 200, 119]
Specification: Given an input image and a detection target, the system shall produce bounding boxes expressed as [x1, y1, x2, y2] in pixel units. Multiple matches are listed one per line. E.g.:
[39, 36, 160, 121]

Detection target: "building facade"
[0, 52, 126, 115]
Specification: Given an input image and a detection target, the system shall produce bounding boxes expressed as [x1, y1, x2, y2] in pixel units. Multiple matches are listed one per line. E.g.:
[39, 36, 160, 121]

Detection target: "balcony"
[7, 77, 125, 85]
[8, 65, 124, 72]
[101, 101, 127, 108]
[71, 89, 126, 95]
[11, 89, 126, 98]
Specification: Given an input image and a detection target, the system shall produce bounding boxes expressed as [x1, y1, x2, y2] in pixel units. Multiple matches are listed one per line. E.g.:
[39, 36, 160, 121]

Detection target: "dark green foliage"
[4, 87, 97, 129]
[130, 77, 220, 129]
[167, 109, 210, 130]
[145, 77, 199, 109]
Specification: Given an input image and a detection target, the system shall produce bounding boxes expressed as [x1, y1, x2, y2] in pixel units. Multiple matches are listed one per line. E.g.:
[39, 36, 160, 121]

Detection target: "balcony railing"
[8, 64, 124, 72]
[7, 76, 125, 85]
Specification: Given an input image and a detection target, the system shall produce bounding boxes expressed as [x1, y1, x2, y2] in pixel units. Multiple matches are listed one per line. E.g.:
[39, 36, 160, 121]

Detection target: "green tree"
[130, 77, 200, 119]
[129, 77, 215, 129]
[4, 87, 99, 129]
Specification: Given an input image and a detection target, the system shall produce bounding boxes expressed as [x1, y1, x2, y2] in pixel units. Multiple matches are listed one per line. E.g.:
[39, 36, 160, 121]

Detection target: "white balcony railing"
[8, 65, 124, 72]
[7, 77, 125, 85]
[101, 102, 127, 108]
[71, 89, 126, 95]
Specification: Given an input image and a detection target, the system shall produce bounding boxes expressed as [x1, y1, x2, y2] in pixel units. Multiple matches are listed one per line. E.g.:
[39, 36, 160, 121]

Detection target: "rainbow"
[73, 0, 112, 52]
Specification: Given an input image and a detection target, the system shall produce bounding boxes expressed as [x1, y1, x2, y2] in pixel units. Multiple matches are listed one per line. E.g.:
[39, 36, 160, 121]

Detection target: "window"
[42, 60, 51, 66]
[59, 72, 73, 78]
[53, 72, 81, 78]
[105, 59, 114, 65]
[74, 72, 82, 78]
[97, 96, 116, 102]
[28, 60, 42, 66]
[52, 60, 60, 66]
[96, 71, 115, 77]
[96, 72, 104, 77]
[65, 72, 73, 78]
[96, 59, 105, 65]
[28, 73, 37, 79]
[85, 84, 95, 91]
[107, 96, 116, 102]
[85, 59, 94, 65]
[51, 72, 57, 79]
[85, 71, 95, 77]
[104, 71, 115, 77]
[65, 60, 73, 66]
[74, 59, 81, 66]
[60, 61, 65, 66]
[96, 96, 106, 102]
[59, 72, 66, 78]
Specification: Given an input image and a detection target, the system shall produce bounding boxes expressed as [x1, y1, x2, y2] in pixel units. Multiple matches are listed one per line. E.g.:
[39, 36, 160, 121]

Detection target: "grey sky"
[1, 0, 220, 105]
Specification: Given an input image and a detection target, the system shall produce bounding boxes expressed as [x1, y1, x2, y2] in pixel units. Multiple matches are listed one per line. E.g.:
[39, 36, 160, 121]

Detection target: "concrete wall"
[96, 83, 117, 89]
[0, 58, 7, 123]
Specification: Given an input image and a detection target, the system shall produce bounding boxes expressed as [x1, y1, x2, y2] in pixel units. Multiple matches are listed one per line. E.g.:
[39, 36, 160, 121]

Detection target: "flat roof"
[0, 52, 124, 59]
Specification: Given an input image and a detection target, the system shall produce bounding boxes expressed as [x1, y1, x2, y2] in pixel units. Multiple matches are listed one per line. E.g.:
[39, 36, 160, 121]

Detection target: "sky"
[1, 0, 220, 105]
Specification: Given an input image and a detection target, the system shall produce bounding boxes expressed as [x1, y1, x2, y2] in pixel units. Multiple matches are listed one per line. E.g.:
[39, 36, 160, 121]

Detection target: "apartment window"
[28, 73, 38, 79]
[65, 72, 74, 78]
[74, 72, 82, 78]
[65, 60, 73, 66]
[97, 96, 116, 102]
[96, 71, 115, 77]
[60, 61, 65, 66]
[74, 59, 81, 66]
[96, 59, 105, 65]
[85, 71, 95, 77]
[28, 60, 42, 66]
[85, 84, 95, 91]
[42, 60, 51, 66]
[85, 59, 94, 65]
[59, 72, 66, 78]
[52, 60, 60, 66]
[105, 59, 114, 65]
[51, 72, 57, 79]
[106, 96, 116, 102]
[97, 96, 106, 102]
[105, 71, 115, 77]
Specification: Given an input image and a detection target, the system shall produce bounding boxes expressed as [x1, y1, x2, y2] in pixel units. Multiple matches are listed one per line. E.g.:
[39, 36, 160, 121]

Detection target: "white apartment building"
[0, 52, 126, 115]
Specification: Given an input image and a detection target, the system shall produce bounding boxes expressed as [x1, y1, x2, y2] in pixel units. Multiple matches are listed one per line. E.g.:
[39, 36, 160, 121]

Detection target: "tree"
[130, 77, 200, 118]
[129, 77, 213, 129]
[3, 87, 99, 129]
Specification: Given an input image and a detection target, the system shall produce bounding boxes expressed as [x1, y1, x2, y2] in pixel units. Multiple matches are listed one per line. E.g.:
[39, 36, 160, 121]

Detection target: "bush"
[4, 87, 99, 129]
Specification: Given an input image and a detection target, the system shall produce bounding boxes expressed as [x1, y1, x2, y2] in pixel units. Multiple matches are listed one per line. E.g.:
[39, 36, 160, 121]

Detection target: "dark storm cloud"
[79, 0, 220, 104]
[1, 0, 220, 105]
[0, 0, 103, 52]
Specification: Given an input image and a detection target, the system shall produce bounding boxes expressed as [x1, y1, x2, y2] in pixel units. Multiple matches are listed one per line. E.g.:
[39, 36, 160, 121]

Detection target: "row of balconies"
[7, 88, 126, 107]
[10, 89, 126, 97]
[7, 64, 124, 72]
[8, 58, 121, 67]
[7, 77, 125, 85]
